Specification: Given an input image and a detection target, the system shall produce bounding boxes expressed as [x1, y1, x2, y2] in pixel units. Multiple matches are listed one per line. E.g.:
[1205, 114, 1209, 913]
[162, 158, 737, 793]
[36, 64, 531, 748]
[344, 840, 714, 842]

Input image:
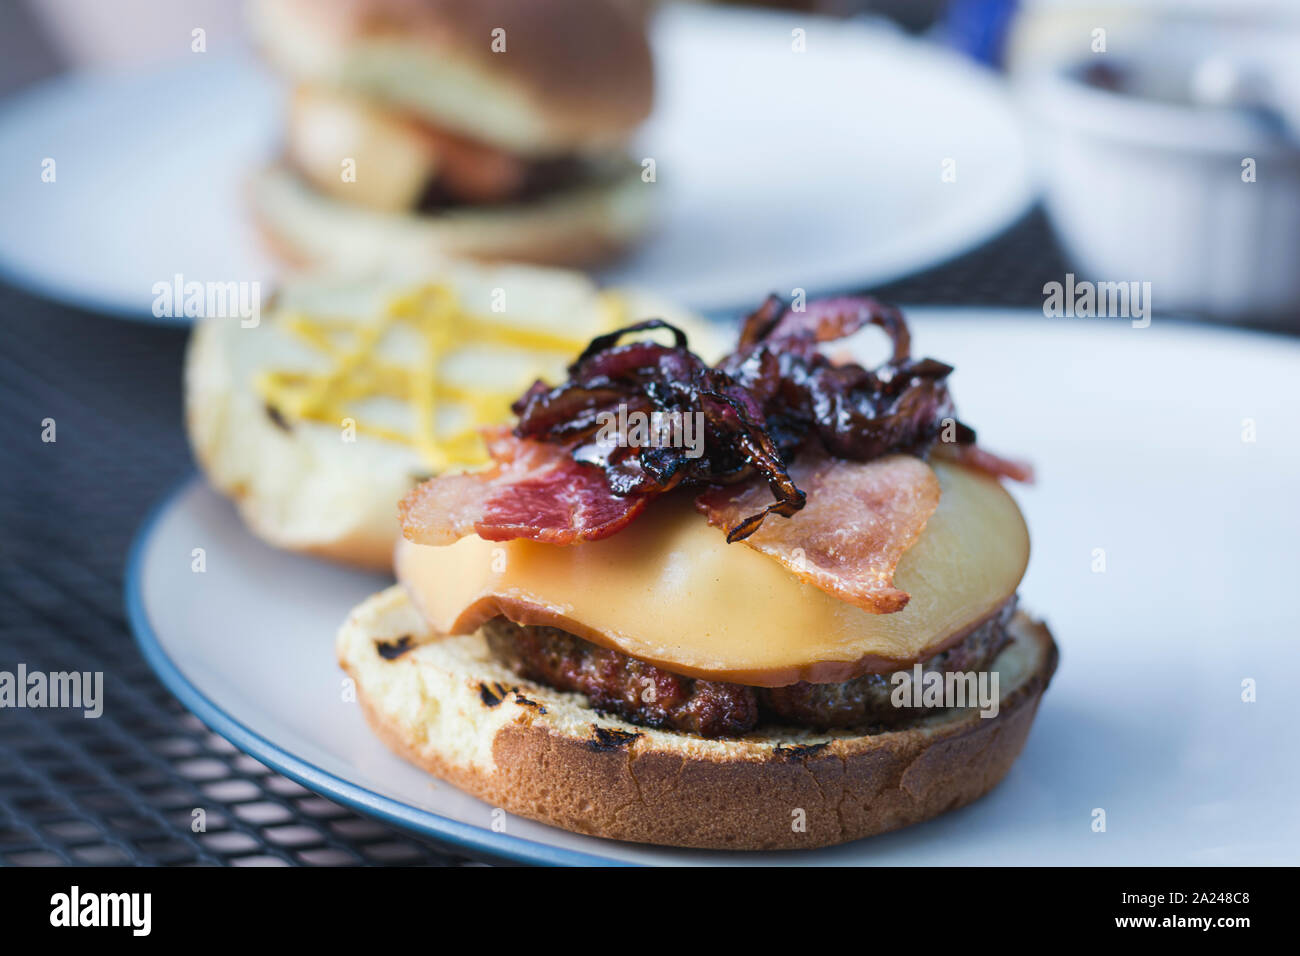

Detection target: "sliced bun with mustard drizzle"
[338, 295, 1057, 849]
[184, 262, 718, 569]
[247, 0, 656, 268]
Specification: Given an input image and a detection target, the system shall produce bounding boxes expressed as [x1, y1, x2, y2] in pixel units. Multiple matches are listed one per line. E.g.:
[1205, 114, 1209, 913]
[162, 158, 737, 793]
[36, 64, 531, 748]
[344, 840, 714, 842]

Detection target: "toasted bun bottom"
[250, 163, 651, 270]
[337, 586, 1058, 851]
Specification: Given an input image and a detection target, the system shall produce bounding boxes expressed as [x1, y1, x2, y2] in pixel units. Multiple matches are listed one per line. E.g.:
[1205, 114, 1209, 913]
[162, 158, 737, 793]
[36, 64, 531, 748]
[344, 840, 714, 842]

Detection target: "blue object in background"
[943, 0, 1020, 67]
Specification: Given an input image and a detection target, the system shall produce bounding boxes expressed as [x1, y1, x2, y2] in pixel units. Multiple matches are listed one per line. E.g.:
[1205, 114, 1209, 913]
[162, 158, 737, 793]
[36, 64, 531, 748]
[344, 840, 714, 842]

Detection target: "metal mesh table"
[0, 209, 1069, 866]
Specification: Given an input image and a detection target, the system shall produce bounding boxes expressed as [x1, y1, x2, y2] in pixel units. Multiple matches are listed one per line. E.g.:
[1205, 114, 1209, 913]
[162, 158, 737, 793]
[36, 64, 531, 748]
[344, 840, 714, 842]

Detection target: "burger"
[337, 295, 1057, 850]
[246, 0, 656, 270]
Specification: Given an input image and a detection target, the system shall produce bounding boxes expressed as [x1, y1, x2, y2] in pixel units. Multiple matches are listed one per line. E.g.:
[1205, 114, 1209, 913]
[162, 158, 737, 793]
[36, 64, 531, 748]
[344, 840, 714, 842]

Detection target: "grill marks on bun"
[336, 585, 1059, 850]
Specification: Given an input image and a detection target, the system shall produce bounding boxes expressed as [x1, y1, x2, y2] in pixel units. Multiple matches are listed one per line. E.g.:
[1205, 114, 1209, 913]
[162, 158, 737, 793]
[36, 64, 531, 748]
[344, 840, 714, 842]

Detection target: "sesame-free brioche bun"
[248, 0, 654, 156]
[184, 264, 720, 571]
[337, 585, 1058, 851]
[249, 162, 653, 270]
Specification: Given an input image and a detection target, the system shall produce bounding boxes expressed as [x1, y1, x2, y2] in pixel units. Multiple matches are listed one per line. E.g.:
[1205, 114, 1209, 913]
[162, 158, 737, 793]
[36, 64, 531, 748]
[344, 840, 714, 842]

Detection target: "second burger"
[248, 0, 656, 270]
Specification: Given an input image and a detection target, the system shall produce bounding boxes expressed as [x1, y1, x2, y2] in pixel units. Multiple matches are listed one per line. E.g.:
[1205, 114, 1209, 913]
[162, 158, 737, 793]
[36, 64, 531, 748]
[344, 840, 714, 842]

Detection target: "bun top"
[250, 0, 654, 155]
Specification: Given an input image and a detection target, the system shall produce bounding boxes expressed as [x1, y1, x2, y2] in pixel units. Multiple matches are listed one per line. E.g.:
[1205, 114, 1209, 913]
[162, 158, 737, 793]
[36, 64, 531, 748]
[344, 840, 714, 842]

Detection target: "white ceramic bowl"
[1021, 26, 1300, 320]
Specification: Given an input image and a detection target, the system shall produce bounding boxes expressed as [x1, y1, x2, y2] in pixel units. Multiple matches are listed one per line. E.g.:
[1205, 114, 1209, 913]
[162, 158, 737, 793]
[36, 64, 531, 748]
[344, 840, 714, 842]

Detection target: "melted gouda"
[396, 459, 1029, 686]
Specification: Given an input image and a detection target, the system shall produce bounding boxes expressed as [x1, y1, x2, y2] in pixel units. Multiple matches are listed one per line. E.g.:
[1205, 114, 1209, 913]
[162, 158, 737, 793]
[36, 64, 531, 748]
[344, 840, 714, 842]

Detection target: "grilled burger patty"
[760, 597, 1016, 730]
[482, 596, 1016, 739]
[416, 155, 590, 210]
[484, 618, 759, 738]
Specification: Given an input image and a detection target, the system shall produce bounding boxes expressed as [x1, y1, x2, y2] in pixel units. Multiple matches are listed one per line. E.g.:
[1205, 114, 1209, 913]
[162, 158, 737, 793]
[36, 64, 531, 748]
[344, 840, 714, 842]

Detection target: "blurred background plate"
[0, 56, 280, 321]
[0, 5, 1033, 321]
[127, 309, 1300, 864]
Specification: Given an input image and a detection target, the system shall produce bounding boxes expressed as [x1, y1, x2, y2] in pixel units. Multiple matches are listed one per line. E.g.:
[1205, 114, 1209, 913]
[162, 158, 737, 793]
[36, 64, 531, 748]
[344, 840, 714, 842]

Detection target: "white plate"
[0, 55, 281, 321]
[0, 6, 1032, 320]
[127, 309, 1300, 865]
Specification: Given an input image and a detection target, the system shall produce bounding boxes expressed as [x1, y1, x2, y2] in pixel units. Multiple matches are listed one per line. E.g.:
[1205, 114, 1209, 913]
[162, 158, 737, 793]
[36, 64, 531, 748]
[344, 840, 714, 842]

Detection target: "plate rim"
[124, 475, 636, 867]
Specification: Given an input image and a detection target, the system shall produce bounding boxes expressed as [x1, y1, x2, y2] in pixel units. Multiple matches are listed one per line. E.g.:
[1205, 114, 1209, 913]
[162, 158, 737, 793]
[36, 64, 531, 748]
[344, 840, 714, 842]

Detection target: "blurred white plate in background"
[0, 6, 1032, 320]
[128, 311, 1300, 864]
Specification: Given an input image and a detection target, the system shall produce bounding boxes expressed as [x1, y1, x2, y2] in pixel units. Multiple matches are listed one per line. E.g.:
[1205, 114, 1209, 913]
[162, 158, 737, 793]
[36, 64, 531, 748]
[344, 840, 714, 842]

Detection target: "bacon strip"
[696, 453, 941, 613]
[400, 428, 646, 546]
[935, 442, 1035, 484]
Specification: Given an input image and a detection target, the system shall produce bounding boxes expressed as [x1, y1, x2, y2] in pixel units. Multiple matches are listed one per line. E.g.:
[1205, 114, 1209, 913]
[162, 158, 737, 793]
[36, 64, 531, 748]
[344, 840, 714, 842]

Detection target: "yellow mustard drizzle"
[255, 284, 629, 472]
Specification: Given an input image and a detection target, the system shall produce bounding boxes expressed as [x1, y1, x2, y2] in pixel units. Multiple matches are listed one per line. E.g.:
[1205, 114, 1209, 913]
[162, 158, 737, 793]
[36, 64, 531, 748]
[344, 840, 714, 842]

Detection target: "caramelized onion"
[508, 295, 1001, 540]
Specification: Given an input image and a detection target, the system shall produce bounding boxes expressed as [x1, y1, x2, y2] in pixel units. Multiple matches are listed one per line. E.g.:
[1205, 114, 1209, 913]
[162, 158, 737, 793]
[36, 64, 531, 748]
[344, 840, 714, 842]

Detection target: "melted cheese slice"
[396, 459, 1029, 686]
